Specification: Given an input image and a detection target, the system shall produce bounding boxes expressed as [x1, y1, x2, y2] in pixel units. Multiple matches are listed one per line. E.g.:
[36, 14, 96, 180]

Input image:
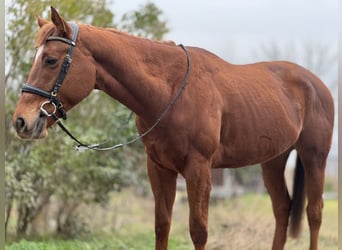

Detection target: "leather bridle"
[21, 22, 79, 120]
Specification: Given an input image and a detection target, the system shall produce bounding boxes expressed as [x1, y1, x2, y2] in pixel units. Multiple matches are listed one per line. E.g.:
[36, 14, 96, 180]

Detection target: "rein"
[21, 23, 191, 152]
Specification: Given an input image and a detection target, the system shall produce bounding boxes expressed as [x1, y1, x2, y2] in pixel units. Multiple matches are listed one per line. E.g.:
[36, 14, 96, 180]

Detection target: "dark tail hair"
[289, 155, 306, 238]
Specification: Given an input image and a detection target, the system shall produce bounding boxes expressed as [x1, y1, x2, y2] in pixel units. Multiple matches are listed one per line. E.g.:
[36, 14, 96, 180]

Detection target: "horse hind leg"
[295, 123, 332, 250]
[296, 137, 331, 250]
[261, 149, 292, 250]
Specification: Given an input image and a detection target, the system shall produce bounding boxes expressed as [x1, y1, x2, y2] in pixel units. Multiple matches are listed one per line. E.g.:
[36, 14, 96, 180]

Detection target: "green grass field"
[6, 190, 338, 250]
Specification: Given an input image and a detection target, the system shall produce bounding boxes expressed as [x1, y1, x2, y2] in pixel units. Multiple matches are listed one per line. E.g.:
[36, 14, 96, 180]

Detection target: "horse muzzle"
[13, 113, 48, 140]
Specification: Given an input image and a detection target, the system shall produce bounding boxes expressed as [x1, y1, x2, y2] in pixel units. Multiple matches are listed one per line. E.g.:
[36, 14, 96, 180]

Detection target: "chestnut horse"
[13, 7, 334, 250]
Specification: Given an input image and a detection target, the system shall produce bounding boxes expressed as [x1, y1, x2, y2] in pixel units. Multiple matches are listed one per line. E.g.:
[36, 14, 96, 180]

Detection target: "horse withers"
[13, 7, 334, 250]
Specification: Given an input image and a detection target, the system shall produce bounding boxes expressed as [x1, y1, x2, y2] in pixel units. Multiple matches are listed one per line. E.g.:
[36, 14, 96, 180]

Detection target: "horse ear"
[50, 6, 71, 37]
[36, 15, 49, 27]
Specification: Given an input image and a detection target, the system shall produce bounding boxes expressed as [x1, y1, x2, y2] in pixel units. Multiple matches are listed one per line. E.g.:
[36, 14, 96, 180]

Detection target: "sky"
[4, 0, 338, 62]
[111, 0, 338, 62]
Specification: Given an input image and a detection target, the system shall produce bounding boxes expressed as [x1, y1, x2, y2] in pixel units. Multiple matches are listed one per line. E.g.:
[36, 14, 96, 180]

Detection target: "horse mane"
[35, 21, 176, 48]
[83, 24, 177, 47]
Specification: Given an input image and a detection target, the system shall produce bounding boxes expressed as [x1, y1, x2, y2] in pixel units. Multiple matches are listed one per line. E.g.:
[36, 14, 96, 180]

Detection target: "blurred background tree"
[119, 2, 169, 40]
[5, 0, 169, 238]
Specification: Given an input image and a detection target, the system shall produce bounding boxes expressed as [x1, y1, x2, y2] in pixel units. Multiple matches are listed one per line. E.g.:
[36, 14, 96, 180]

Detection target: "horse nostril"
[15, 117, 26, 132]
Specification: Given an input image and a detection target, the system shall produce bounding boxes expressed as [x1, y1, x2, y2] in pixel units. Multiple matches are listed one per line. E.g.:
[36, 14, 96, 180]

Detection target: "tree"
[252, 41, 337, 92]
[5, 0, 169, 238]
[120, 2, 169, 40]
[5, 0, 114, 86]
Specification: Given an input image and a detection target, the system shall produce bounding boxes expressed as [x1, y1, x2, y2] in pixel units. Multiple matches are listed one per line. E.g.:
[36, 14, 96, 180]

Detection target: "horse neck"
[79, 25, 187, 122]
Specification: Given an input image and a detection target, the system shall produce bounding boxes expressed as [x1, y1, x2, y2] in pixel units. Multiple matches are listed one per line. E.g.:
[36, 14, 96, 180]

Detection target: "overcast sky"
[112, 0, 338, 62]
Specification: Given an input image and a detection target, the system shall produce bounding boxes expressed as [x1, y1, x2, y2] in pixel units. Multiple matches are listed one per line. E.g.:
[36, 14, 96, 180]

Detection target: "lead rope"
[51, 44, 191, 152]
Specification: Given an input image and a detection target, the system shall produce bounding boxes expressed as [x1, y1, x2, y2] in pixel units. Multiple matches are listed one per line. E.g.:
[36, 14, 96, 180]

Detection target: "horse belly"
[214, 99, 302, 168]
[215, 133, 294, 168]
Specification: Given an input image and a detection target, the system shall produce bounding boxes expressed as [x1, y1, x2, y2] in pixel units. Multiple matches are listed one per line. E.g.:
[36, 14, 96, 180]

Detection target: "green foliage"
[120, 2, 169, 40]
[6, 0, 169, 238]
[5, 0, 114, 85]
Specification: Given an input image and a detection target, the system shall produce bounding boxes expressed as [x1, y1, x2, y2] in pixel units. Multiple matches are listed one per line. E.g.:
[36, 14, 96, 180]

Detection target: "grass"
[206, 194, 338, 250]
[6, 237, 189, 250]
[6, 189, 338, 250]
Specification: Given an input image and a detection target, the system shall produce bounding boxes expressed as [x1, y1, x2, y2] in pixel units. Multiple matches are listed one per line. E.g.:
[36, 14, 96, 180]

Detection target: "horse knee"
[155, 219, 171, 238]
[189, 220, 208, 247]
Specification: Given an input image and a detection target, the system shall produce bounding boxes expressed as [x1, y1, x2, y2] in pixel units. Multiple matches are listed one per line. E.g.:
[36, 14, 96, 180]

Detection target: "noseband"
[21, 22, 79, 120]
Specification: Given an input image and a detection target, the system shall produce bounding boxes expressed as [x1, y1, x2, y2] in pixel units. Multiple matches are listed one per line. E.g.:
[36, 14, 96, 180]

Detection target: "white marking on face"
[34, 45, 44, 64]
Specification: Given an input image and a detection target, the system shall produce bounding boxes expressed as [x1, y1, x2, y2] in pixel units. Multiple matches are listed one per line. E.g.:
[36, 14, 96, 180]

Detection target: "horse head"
[12, 7, 96, 139]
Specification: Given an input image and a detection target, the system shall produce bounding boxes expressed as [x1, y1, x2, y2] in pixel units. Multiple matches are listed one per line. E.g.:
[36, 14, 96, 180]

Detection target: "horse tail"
[289, 155, 306, 238]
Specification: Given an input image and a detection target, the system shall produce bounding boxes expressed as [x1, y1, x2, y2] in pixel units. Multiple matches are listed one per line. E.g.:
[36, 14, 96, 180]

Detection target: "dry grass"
[82, 188, 337, 250]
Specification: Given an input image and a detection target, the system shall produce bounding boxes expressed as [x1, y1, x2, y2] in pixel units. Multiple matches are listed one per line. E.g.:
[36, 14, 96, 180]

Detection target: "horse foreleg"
[147, 157, 178, 250]
[183, 157, 212, 250]
[261, 150, 292, 250]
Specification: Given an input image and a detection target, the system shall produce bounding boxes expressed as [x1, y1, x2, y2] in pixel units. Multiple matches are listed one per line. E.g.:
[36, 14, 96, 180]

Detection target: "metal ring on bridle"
[40, 101, 57, 117]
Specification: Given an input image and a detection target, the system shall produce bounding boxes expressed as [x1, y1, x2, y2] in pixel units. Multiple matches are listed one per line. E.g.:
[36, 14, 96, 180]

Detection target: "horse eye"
[44, 57, 59, 67]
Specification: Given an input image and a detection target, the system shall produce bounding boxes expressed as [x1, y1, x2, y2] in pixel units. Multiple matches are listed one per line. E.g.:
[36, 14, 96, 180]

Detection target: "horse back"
[143, 47, 334, 171]
[185, 51, 334, 167]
